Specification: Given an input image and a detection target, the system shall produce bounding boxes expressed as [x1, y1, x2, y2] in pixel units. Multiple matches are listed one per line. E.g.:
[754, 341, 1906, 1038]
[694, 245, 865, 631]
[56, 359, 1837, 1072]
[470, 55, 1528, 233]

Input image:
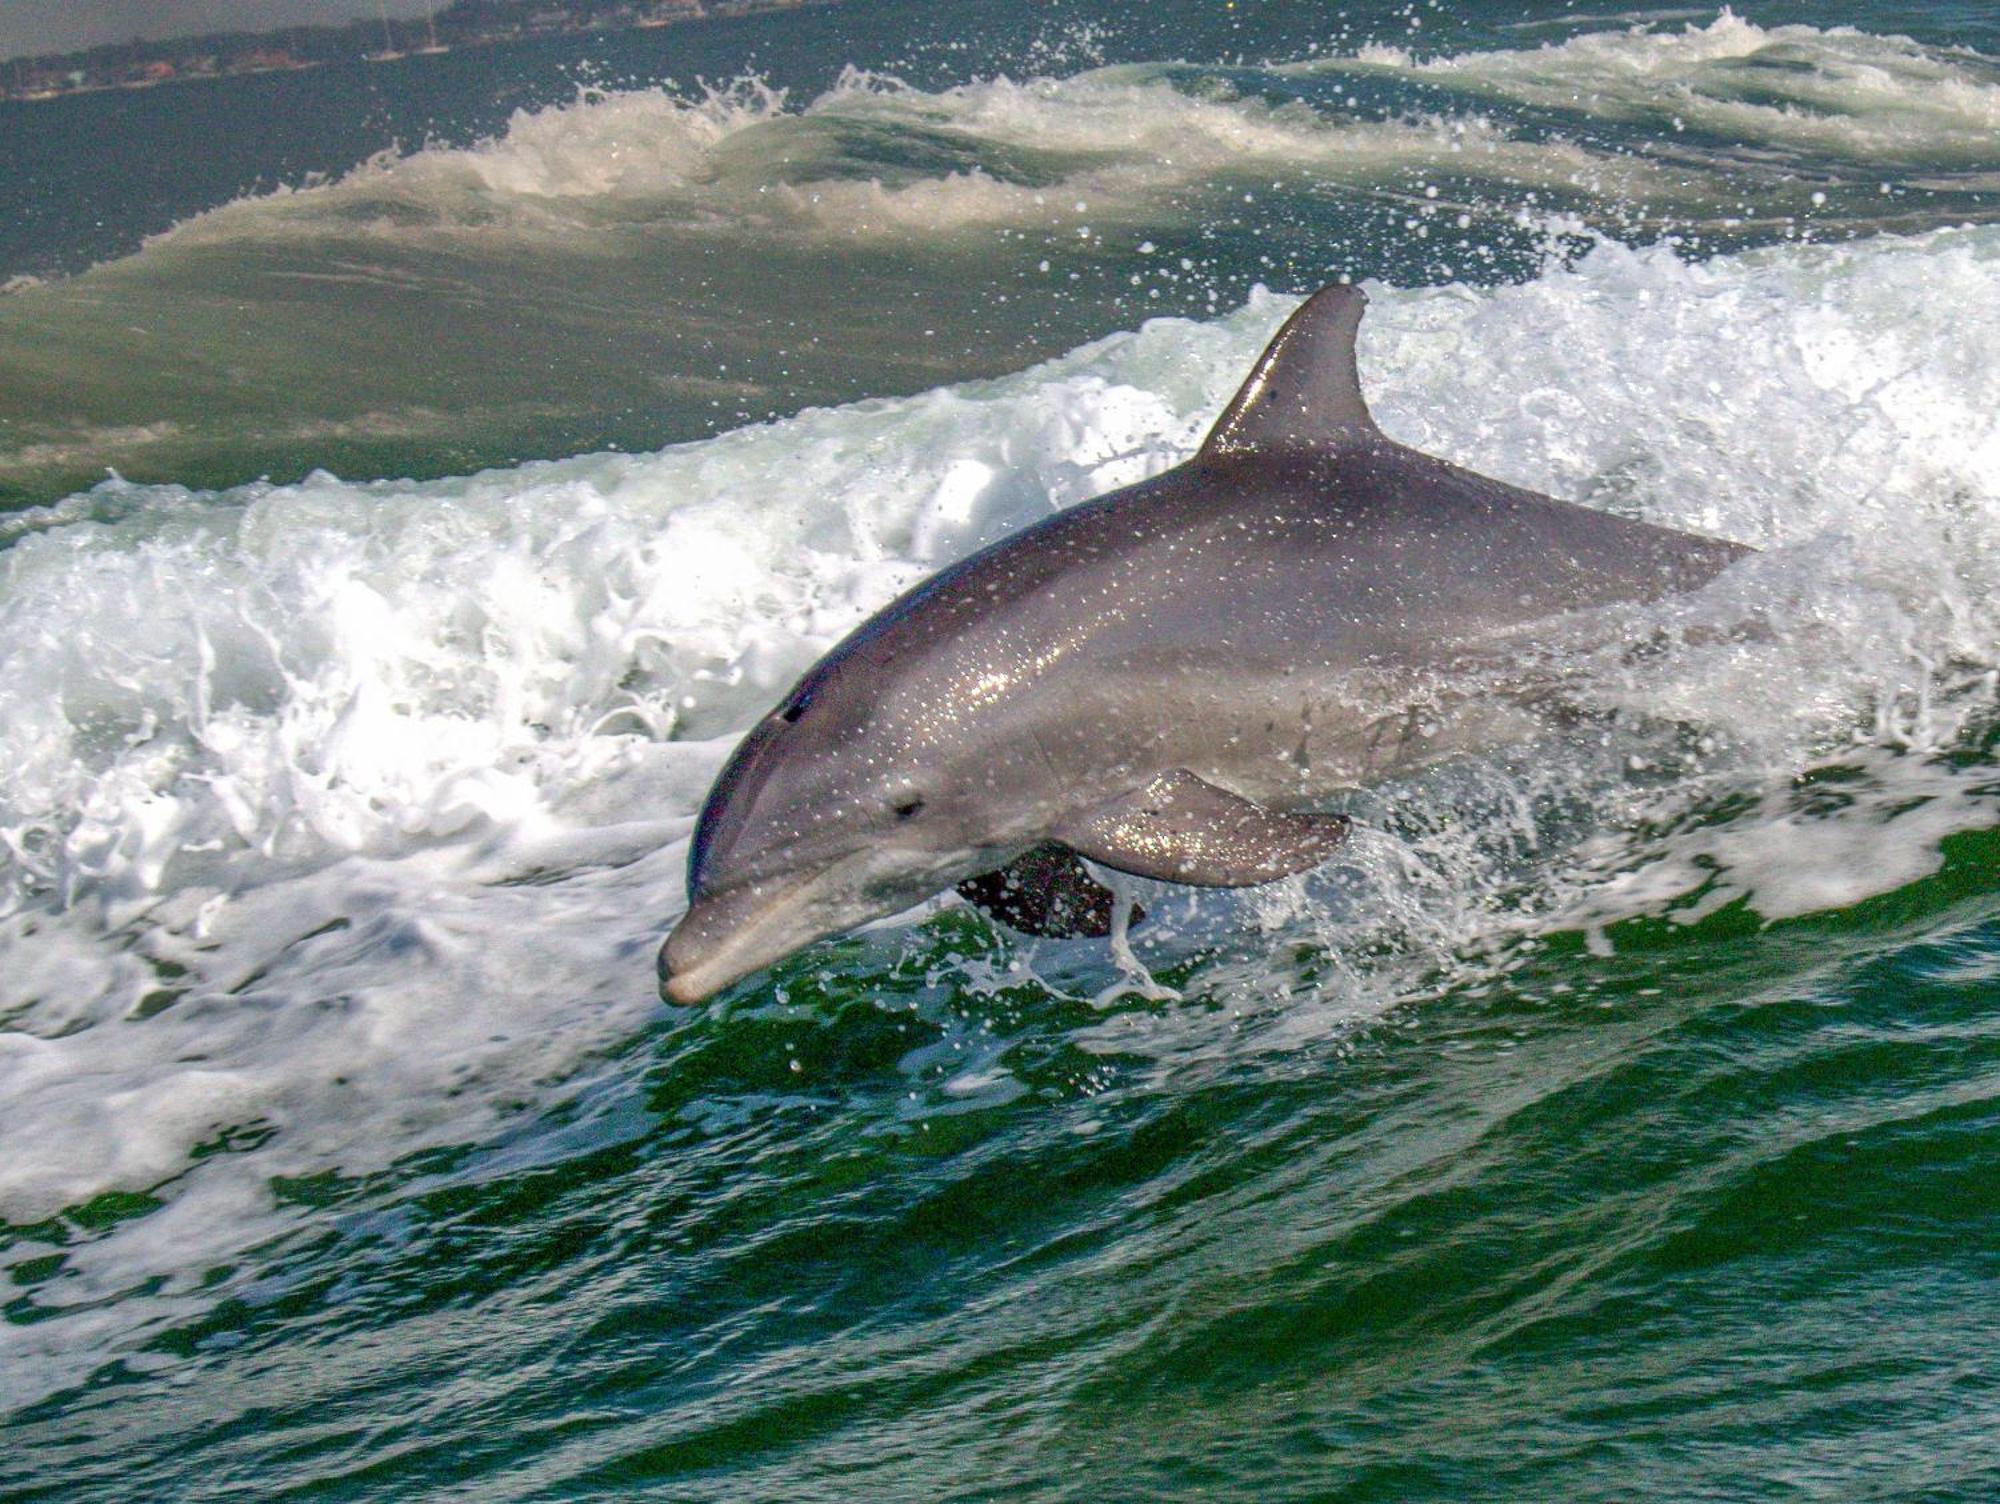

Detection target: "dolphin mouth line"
[657, 872, 816, 1006]
[660, 864, 808, 1004]
[658, 941, 739, 1006]
[660, 839, 1032, 1005]
[657, 846, 976, 1006]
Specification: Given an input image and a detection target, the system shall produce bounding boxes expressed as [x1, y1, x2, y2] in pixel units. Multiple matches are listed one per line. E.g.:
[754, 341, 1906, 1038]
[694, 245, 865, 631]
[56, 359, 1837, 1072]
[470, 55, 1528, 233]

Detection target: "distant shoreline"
[2, 0, 836, 105]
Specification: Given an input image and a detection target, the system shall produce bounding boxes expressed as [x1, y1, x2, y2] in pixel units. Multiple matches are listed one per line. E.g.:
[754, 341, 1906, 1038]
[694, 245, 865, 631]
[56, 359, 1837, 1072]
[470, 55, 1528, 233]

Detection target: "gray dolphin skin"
[657, 284, 1750, 1004]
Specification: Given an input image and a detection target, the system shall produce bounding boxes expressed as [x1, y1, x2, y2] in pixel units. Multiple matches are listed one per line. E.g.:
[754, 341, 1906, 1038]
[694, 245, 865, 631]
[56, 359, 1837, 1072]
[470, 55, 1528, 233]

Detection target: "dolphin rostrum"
[658, 284, 1749, 1004]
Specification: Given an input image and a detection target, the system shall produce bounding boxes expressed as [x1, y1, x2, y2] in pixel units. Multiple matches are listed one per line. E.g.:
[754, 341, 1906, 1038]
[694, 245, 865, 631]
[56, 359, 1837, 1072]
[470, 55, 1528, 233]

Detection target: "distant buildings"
[6, 41, 316, 99]
[234, 49, 305, 74]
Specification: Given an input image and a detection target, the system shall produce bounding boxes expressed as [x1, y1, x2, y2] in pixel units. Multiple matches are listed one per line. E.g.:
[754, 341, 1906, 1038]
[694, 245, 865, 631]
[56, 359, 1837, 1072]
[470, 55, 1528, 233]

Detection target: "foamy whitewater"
[5, 6, 2000, 1496]
[5, 220, 1999, 1409]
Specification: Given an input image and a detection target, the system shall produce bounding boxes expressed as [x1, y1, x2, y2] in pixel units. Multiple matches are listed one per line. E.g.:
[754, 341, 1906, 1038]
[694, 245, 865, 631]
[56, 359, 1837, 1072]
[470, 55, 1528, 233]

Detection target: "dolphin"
[657, 284, 1749, 1004]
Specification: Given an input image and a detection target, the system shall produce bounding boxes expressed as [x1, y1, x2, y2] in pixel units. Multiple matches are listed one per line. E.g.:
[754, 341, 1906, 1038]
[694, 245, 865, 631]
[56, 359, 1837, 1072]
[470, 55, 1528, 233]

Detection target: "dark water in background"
[6, 0, 1996, 283]
[3, 0, 1998, 506]
[4, 2, 2000, 1499]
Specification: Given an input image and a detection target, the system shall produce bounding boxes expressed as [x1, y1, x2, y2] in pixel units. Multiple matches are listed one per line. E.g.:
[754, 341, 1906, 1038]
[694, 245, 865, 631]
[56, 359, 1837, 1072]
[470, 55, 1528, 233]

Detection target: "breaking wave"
[4, 220, 2000, 1408]
[126, 12, 2000, 257]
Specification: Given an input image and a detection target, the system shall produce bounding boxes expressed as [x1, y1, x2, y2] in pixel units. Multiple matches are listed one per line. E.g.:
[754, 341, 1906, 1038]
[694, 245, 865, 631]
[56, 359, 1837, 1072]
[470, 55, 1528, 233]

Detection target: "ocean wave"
[3, 223, 2000, 1407]
[8, 13, 1996, 514]
[141, 65, 1670, 257]
[116, 12, 1999, 265]
[1316, 9, 2000, 164]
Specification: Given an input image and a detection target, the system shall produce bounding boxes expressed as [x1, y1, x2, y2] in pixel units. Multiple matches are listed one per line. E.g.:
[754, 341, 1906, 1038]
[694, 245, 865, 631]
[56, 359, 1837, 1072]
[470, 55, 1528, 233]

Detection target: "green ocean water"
[4, 2, 2000, 1499]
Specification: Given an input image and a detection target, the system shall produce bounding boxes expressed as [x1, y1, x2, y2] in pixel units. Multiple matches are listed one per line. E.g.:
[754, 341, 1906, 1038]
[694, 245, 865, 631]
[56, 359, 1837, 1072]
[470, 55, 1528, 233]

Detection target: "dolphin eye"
[892, 797, 926, 821]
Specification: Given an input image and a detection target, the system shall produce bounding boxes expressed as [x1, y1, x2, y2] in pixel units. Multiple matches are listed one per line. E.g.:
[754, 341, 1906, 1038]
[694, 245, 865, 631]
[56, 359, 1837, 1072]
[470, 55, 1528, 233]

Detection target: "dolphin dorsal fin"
[1199, 283, 1376, 457]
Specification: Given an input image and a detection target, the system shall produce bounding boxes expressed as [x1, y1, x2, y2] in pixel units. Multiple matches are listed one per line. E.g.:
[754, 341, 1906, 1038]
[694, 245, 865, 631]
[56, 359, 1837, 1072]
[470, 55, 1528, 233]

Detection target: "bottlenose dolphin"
[658, 285, 1748, 1004]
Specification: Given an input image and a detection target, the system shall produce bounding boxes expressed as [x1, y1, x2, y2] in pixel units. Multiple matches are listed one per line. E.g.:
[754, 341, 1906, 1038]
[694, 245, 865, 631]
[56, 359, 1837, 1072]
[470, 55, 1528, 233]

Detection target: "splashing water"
[6, 5, 2000, 1498]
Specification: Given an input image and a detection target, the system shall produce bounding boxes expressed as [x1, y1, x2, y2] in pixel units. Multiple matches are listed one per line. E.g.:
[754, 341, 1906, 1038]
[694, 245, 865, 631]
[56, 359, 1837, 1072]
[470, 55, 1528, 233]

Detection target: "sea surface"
[3, 1, 1999, 1498]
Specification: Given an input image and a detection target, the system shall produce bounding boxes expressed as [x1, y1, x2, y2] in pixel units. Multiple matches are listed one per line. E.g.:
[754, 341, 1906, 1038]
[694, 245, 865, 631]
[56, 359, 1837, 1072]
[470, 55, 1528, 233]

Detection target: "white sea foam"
[1324, 10, 2000, 163]
[4, 224, 2000, 1407]
[114, 13, 1996, 270]
[143, 65, 1663, 257]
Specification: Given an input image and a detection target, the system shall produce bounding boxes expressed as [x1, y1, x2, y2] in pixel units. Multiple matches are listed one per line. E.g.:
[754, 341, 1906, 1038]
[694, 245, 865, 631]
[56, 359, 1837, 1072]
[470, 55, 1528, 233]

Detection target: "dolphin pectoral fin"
[1199, 283, 1376, 457]
[1060, 770, 1351, 887]
[955, 843, 1141, 938]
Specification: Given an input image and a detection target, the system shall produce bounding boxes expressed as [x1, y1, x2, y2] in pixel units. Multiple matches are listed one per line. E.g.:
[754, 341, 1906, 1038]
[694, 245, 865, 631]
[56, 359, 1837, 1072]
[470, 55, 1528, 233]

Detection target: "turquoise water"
[4, 3, 2000, 1498]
